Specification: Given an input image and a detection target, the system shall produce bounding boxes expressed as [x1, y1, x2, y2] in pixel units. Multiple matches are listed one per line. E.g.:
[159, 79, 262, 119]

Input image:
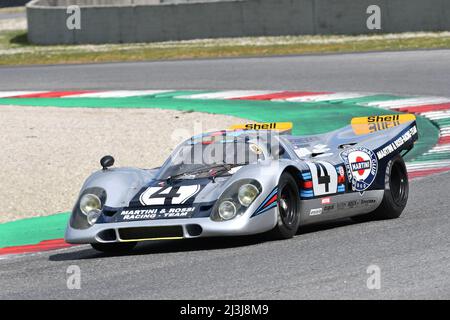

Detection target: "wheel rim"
[390, 162, 408, 206]
[278, 184, 297, 229]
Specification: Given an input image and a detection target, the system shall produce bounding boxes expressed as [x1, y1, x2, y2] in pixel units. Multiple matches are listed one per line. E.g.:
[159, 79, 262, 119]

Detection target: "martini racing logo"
[351, 159, 371, 172]
[119, 207, 195, 221]
[340, 146, 378, 193]
[376, 125, 417, 160]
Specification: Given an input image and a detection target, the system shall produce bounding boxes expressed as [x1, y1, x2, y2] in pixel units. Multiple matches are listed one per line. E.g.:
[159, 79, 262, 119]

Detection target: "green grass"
[0, 6, 25, 14]
[1, 30, 450, 66]
[0, 212, 70, 248]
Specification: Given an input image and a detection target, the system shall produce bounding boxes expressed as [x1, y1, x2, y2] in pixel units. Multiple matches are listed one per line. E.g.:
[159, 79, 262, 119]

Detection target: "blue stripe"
[252, 202, 277, 217]
[267, 187, 278, 199]
[337, 185, 345, 192]
[253, 186, 278, 214]
[300, 191, 314, 198]
[301, 173, 312, 180]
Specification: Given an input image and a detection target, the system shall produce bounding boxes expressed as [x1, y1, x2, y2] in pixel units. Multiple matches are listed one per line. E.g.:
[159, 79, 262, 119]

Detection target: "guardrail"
[26, 0, 450, 44]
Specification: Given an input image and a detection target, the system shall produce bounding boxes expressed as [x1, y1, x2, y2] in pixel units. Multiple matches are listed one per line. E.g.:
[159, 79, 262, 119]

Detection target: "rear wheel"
[91, 242, 137, 254]
[352, 156, 408, 222]
[267, 172, 300, 239]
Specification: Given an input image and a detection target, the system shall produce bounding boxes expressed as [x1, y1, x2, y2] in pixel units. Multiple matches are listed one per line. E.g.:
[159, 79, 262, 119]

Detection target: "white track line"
[440, 127, 450, 134]
[175, 90, 276, 100]
[406, 160, 450, 170]
[419, 111, 450, 120]
[281, 92, 367, 102]
[364, 97, 450, 109]
[63, 90, 173, 98]
[426, 150, 450, 155]
[0, 91, 47, 98]
[428, 144, 450, 150]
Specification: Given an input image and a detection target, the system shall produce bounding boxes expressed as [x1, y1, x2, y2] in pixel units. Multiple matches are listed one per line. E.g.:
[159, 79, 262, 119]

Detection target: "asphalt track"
[1, 50, 450, 299]
[1, 49, 450, 96]
[0, 12, 24, 20]
[1, 172, 449, 299]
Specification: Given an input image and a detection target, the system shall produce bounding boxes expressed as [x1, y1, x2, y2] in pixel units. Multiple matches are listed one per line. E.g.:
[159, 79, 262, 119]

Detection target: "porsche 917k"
[65, 115, 418, 253]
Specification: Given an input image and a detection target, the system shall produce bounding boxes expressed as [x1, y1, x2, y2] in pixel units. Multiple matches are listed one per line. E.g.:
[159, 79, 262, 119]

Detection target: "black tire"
[267, 172, 301, 239]
[91, 242, 137, 254]
[352, 155, 409, 222]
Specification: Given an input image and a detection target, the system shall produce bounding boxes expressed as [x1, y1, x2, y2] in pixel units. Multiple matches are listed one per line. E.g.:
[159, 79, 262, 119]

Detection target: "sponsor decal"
[376, 125, 418, 160]
[229, 122, 293, 132]
[294, 144, 330, 158]
[336, 198, 377, 211]
[340, 146, 378, 194]
[347, 200, 359, 209]
[289, 136, 320, 145]
[360, 199, 377, 206]
[119, 207, 196, 221]
[321, 197, 331, 204]
[367, 115, 402, 123]
[337, 165, 346, 185]
[323, 204, 335, 212]
[249, 143, 263, 155]
[309, 208, 323, 216]
[338, 166, 345, 177]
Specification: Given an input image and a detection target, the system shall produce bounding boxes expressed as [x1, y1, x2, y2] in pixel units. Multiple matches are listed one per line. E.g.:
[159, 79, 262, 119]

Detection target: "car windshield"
[155, 131, 273, 180]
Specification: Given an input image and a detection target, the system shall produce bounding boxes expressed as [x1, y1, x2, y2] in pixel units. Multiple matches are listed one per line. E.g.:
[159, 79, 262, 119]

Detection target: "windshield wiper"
[168, 164, 235, 181]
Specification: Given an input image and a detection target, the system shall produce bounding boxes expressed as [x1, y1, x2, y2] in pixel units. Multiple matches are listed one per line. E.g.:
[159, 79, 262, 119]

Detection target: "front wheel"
[267, 172, 301, 239]
[352, 155, 409, 222]
[91, 242, 137, 254]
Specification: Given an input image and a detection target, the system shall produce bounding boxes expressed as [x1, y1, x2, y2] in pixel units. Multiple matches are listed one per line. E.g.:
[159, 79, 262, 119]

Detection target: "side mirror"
[100, 155, 114, 170]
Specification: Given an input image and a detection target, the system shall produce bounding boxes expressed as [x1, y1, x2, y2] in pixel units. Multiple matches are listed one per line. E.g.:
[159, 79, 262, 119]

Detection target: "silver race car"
[66, 115, 418, 253]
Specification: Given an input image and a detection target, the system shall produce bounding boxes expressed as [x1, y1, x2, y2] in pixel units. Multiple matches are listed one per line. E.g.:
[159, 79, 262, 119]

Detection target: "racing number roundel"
[340, 146, 378, 193]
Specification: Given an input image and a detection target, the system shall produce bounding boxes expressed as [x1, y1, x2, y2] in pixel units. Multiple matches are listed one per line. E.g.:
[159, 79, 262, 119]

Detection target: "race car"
[65, 115, 418, 253]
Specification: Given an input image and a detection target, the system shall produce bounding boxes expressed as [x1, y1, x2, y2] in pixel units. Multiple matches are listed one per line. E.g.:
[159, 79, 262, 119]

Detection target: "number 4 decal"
[140, 185, 201, 206]
[305, 161, 338, 196]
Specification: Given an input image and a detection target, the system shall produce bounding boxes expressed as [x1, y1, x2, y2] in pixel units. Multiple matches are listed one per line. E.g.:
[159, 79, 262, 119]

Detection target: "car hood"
[127, 175, 233, 208]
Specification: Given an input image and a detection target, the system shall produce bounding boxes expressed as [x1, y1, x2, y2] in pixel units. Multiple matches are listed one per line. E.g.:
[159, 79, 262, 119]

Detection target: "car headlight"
[238, 184, 260, 206]
[80, 194, 102, 215]
[87, 209, 102, 225]
[211, 179, 262, 222]
[218, 200, 237, 220]
[70, 187, 106, 230]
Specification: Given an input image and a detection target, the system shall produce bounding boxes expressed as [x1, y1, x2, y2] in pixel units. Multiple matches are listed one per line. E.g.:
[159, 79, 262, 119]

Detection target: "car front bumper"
[65, 207, 277, 244]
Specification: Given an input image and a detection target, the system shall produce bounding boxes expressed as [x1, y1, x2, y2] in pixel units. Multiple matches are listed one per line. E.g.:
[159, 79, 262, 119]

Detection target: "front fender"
[79, 167, 156, 208]
[223, 160, 301, 218]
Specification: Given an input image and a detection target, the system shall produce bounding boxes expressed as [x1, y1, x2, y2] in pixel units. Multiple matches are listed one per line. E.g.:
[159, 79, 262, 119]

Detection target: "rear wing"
[350, 114, 418, 161]
[351, 114, 416, 136]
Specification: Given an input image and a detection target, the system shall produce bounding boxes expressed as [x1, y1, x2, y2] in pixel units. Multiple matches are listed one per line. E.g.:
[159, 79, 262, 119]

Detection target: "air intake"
[118, 226, 183, 241]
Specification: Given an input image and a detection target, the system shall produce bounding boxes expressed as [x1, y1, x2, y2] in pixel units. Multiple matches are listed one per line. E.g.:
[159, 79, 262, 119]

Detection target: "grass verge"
[1, 30, 450, 66]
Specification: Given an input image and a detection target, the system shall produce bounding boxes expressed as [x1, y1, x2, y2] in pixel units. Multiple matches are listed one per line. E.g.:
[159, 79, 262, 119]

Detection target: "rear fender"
[372, 120, 418, 189]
